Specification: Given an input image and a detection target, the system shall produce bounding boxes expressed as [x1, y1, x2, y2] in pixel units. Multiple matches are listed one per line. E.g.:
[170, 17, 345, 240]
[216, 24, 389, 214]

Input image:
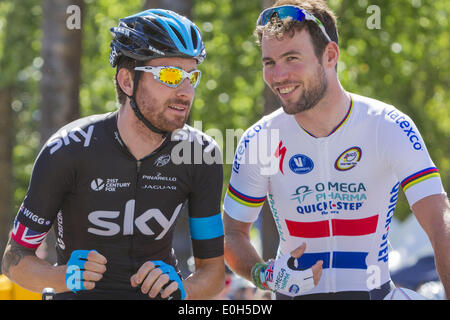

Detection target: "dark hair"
[255, 0, 338, 61]
[114, 56, 135, 106]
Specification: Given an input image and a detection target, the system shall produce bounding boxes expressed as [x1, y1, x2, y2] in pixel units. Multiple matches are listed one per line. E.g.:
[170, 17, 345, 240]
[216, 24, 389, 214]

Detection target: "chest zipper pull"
[136, 160, 142, 173]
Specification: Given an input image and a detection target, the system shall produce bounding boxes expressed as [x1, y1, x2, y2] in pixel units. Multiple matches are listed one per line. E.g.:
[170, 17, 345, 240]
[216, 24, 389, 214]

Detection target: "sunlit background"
[0, 0, 448, 299]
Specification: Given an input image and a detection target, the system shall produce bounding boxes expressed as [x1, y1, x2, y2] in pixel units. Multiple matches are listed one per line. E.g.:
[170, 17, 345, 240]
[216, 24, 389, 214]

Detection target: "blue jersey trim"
[189, 213, 224, 240]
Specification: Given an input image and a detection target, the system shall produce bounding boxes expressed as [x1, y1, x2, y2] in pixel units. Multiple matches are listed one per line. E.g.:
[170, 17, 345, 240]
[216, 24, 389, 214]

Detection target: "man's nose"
[270, 64, 291, 83]
[175, 77, 195, 100]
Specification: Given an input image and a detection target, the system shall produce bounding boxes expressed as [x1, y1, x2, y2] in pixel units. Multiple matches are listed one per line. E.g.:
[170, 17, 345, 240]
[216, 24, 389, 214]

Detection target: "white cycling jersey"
[223, 93, 445, 295]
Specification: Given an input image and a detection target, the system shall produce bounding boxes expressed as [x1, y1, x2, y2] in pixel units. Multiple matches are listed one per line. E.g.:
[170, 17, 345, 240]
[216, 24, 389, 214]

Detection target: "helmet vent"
[190, 26, 198, 49]
[142, 24, 155, 36]
[150, 20, 165, 32]
[170, 25, 187, 49]
[117, 34, 132, 46]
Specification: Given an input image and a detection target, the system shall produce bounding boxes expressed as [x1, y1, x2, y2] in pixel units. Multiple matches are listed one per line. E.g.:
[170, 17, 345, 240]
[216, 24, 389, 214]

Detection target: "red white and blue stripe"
[286, 215, 379, 270]
[11, 218, 48, 249]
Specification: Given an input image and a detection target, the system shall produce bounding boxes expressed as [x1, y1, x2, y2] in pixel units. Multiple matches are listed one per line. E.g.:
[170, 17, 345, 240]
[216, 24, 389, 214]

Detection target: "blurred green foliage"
[0, 0, 42, 218]
[0, 0, 448, 223]
[336, 0, 450, 218]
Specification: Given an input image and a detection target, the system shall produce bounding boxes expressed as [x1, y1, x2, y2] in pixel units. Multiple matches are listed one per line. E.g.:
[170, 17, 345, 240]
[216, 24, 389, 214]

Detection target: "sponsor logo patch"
[334, 147, 362, 171]
[91, 178, 131, 192]
[154, 154, 171, 167]
[289, 154, 314, 174]
[274, 141, 287, 174]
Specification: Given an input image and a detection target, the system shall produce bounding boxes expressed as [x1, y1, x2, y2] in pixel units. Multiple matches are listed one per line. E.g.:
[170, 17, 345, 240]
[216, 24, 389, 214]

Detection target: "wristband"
[251, 260, 273, 291]
[253, 254, 316, 297]
[251, 262, 266, 290]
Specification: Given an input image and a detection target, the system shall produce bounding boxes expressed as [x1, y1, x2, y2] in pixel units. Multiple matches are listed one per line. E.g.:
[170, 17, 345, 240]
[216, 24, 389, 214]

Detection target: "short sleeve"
[223, 123, 270, 223]
[379, 108, 445, 206]
[187, 138, 224, 259]
[12, 140, 74, 248]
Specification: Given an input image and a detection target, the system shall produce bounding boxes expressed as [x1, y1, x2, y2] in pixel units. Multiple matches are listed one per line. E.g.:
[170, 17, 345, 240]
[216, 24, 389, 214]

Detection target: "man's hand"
[252, 243, 323, 297]
[65, 250, 107, 292]
[130, 260, 185, 299]
[290, 243, 323, 286]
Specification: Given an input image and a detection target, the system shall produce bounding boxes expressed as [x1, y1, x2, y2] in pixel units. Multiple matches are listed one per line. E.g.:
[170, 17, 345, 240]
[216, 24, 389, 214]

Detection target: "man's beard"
[135, 94, 191, 134]
[280, 64, 328, 115]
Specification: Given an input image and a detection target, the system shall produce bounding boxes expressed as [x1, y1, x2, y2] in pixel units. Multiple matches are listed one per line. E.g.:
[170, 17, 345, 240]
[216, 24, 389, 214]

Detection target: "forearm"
[183, 256, 225, 300]
[224, 229, 263, 282]
[2, 238, 68, 293]
[430, 207, 450, 299]
[414, 194, 450, 299]
[433, 240, 450, 299]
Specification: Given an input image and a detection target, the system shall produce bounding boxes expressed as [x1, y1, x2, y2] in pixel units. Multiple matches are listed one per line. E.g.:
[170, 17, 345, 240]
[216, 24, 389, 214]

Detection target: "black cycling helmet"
[109, 9, 206, 68]
[109, 9, 206, 135]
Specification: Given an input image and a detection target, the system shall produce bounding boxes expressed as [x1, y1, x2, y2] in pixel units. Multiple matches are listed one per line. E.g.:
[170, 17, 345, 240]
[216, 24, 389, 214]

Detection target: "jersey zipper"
[130, 160, 142, 273]
[136, 160, 142, 174]
[318, 138, 336, 293]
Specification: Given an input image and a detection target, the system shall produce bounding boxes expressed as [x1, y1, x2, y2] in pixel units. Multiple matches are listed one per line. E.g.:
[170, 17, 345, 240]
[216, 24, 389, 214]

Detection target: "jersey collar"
[104, 111, 171, 161]
[301, 95, 353, 138]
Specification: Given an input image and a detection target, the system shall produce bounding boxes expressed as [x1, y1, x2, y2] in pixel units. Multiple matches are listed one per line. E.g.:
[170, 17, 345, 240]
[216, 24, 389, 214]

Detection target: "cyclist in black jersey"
[1, 9, 225, 300]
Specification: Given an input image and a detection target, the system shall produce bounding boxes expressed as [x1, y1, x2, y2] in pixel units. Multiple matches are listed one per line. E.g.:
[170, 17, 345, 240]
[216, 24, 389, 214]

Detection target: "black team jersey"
[12, 111, 224, 299]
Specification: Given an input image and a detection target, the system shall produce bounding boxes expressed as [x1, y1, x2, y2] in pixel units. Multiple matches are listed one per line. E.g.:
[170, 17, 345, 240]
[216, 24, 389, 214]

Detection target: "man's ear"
[322, 41, 339, 70]
[116, 68, 134, 97]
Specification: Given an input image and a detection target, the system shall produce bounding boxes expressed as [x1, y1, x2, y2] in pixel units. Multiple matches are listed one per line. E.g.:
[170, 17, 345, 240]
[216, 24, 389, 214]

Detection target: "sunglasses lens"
[159, 68, 183, 86]
[259, 6, 305, 25]
[189, 71, 200, 87]
[258, 10, 271, 25]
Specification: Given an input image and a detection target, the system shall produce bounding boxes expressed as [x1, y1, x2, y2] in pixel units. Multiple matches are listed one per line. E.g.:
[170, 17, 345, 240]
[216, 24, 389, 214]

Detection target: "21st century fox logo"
[91, 178, 105, 191]
[91, 178, 131, 192]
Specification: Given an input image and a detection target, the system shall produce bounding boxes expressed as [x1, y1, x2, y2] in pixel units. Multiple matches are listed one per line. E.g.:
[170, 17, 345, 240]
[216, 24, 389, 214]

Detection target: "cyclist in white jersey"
[223, 0, 450, 300]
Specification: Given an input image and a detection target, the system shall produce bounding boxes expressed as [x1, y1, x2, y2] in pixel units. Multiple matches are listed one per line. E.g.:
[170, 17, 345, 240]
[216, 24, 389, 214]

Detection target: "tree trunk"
[0, 86, 13, 268]
[40, 0, 84, 142]
[38, 0, 84, 263]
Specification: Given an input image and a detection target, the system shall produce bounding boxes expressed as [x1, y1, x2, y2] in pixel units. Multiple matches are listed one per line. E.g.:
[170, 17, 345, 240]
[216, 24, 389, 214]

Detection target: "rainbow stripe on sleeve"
[401, 167, 440, 192]
[227, 184, 266, 208]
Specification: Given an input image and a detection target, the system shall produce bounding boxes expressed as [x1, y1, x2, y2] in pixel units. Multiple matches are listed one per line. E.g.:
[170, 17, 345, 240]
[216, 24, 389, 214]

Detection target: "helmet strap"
[128, 67, 168, 137]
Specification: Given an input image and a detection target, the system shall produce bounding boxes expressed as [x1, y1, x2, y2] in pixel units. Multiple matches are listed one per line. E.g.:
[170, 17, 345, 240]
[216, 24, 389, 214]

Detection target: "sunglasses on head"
[134, 65, 202, 88]
[257, 5, 332, 42]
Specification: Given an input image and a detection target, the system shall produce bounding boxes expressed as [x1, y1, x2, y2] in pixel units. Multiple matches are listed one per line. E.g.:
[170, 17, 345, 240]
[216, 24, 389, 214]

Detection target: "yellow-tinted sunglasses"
[134, 65, 201, 88]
